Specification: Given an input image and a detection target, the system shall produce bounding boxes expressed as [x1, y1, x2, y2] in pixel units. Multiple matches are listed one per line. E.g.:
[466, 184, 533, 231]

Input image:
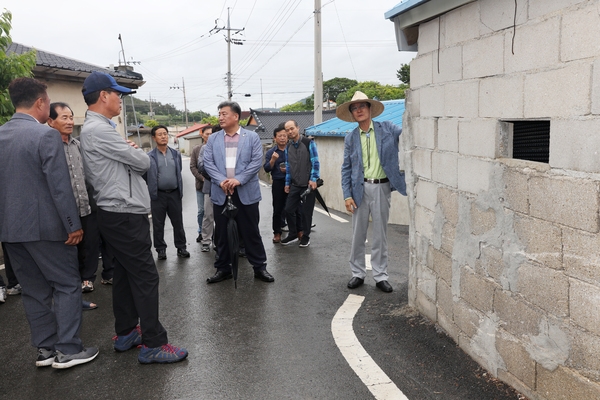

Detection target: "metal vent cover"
[512, 121, 550, 163]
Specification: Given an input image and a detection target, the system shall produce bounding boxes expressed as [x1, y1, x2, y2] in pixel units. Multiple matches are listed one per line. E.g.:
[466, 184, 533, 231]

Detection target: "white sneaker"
[52, 347, 99, 369]
[7, 283, 22, 295]
[0, 286, 6, 303]
[82, 281, 94, 293]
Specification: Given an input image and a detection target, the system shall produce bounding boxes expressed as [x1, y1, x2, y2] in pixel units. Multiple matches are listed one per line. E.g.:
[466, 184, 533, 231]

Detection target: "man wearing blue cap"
[80, 71, 188, 364]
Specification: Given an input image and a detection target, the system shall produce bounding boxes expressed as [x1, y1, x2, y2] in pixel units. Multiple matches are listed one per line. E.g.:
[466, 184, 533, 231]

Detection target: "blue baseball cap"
[82, 71, 136, 96]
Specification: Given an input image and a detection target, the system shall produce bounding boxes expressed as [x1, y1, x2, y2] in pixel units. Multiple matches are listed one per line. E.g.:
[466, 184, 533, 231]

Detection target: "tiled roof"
[7, 42, 144, 88]
[246, 109, 337, 141]
[305, 100, 405, 137]
[176, 123, 210, 138]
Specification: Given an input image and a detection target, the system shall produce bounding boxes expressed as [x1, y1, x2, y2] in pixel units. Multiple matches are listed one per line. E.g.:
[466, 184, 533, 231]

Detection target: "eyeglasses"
[104, 89, 124, 99]
[350, 103, 368, 112]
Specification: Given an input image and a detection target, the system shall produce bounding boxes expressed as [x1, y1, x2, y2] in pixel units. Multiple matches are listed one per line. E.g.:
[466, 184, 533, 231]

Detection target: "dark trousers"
[0, 242, 18, 288]
[77, 214, 96, 282]
[151, 190, 187, 251]
[271, 180, 287, 234]
[5, 241, 83, 354]
[77, 212, 114, 282]
[272, 180, 303, 234]
[285, 185, 315, 240]
[213, 191, 267, 272]
[97, 209, 168, 348]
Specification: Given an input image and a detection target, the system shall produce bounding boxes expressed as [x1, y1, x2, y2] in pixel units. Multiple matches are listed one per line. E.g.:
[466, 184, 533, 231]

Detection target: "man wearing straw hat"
[338, 91, 406, 293]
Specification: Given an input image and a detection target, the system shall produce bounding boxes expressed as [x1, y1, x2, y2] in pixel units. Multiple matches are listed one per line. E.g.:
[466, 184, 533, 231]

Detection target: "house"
[176, 123, 211, 154]
[246, 109, 337, 143]
[305, 100, 409, 225]
[386, 1, 600, 398]
[7, 42, 144, 137]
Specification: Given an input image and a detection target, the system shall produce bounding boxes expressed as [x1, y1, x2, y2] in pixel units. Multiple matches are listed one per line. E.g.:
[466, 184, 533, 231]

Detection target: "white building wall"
[406, 1, 600, 398]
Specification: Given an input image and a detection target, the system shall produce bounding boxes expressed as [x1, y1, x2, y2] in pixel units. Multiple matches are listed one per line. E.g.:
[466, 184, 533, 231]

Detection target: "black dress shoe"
[254, 269, 275, 282]
[177, 248, 190, 258]
[157, 250, 167, 260]
[206, 270, 233, 284]
[196, 234, 202, 242]
[376, 280, 393, 293]
[347, 277, 364, 289]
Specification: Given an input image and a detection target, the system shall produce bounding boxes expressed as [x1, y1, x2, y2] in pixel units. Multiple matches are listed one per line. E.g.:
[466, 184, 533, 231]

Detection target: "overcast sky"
[4, 0, 415, 114]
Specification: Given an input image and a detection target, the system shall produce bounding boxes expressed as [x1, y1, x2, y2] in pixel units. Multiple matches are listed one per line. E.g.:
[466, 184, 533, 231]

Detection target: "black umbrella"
[301, 178, 330, 216]
[222, 195, 239, 288]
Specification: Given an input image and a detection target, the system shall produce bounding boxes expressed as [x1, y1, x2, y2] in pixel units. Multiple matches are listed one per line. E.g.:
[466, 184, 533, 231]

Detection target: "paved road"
[0, 158, 523, 400]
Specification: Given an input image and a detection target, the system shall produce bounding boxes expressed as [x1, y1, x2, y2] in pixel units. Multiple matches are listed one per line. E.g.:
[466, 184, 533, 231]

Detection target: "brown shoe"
[272, 233, 281, 243]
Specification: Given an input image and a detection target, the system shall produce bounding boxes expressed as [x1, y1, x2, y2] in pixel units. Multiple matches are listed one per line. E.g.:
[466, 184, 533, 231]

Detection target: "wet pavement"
[0, 158, 524, 400]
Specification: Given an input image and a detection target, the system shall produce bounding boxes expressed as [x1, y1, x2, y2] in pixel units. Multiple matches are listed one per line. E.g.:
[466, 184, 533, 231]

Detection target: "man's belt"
[158, 189, 177, 193]
[364, 178, 389, 184]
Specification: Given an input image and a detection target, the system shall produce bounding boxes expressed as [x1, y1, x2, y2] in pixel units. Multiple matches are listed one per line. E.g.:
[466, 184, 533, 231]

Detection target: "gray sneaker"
[7, 284, 22, 295]
[0, 286, 6, 303]
[52, 347, 99, 369]
[36, 348, 55, 367]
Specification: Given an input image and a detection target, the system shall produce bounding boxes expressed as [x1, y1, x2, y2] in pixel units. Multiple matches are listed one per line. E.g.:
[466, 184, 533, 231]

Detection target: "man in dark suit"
[0, 78, 98, 368]
[203, 101, 274, 284]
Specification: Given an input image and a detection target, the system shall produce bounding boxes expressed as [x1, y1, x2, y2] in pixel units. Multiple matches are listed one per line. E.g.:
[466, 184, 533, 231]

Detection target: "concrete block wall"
[406, 1, 600, 398]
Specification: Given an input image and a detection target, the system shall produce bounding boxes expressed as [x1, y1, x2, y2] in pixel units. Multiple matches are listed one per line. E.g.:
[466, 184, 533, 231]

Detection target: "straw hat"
[336, 91, 384, 122]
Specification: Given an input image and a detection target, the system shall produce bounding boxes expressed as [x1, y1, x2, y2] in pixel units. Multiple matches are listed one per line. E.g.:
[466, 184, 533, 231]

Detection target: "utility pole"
[182, 77, 188, 127]
[260, 79, 264, 109]
[212, 8, 244, 100]
[148, 93, 154, 119]
[314, 0, 323, 124]
[170, 78, 188, 128]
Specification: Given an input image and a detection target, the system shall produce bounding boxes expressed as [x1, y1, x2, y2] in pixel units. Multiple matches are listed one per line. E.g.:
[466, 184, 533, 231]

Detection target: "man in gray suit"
[203, 101, 274, 284]
[0, 77, 98, 368]
[339, 91, 407, 293]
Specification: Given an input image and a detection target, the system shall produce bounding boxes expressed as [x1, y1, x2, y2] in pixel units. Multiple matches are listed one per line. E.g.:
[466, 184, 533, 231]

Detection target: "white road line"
[332, 294, 409, 400]
[366, 254, 372, 271]
[314, 206, 348, 223]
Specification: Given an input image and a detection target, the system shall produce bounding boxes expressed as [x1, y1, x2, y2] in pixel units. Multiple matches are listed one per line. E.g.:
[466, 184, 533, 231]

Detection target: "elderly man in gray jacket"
[80, 71, 187, 364]
[339, 91, 407, 294]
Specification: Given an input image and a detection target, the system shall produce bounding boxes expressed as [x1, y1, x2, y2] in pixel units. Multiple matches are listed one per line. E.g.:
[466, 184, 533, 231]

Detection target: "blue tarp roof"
[305, 99, 405, 137]
[384, 0, 429, 19]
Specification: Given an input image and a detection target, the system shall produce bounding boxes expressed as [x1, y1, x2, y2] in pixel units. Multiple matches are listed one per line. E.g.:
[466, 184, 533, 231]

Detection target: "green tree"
[0, 10, 36, 124]
[201, 115, 218, 125]
[323, 77, 358, 101]
[189, 110, 211, 122]
[397, 63, 410, 84]
[280, 95, 314, 112]
[144, 119, 158, 128]
[336, 81, 407, 104]
[280, 101, 310, 112]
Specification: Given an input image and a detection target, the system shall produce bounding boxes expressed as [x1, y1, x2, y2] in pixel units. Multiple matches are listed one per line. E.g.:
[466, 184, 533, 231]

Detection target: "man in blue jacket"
[339, 91, 407, 293]
[203, 101, 274, 284]
[146, 125, 189, 260]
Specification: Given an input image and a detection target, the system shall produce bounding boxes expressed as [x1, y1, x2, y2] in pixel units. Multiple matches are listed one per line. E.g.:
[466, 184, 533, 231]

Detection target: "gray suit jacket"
[341, 120, 407, 208]
[0, 113, 81, 242]
[203, 127, 263, 206]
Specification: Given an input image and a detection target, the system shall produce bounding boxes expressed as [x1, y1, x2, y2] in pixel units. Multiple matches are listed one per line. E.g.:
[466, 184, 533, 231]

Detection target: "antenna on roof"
[118, 34, 126, 66]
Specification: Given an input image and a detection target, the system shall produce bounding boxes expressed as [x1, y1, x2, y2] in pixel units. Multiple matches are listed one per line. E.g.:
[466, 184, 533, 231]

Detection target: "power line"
[234, 0, 302, 74]
[333, 0, 357, 80]
[233, 12, 312, 92]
